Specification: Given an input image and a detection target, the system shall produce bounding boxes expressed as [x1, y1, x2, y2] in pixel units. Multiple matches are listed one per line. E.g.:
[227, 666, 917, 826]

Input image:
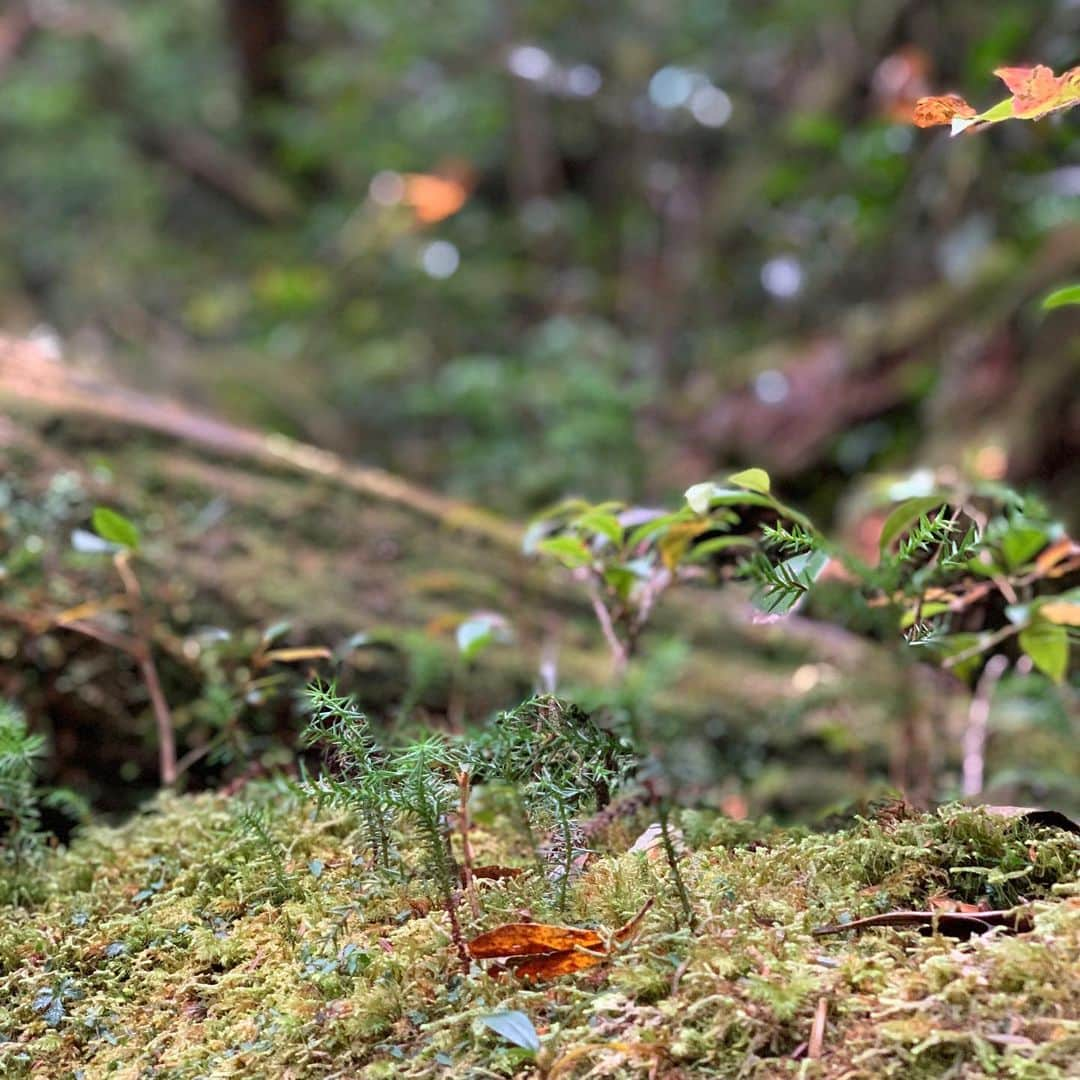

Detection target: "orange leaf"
[402, 173, 469, 224]
[1035, 537, 1080, 575]
[994, 64, 1080, 120]
[913, 94, 976, 127]
[467, 923, 603, 959]
[467, 900, 653, 980]
[508, 948, 607, 980]
[467, 865, 527, 882]
[1038, 601, 1080, 628]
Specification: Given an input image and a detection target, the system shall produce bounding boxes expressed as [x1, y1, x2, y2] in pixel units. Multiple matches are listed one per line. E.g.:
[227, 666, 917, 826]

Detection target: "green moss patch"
[1, 793, 1077, 1078]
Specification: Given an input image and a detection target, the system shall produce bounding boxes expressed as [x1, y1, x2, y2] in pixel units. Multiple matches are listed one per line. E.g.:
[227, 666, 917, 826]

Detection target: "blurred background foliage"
[2, 0, 1077, 512]
[0, 0, 1077, 819]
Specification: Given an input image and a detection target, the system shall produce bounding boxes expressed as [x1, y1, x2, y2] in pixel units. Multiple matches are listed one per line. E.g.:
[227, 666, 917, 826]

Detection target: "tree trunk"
[223, 0, 291, 108]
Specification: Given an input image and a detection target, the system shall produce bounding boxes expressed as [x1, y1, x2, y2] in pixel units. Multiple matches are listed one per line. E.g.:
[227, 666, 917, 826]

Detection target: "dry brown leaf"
[467, 923, 604, 959]
[53, 596, 129, 625]
[467, 865, 528, 882]
[466, 900, 653, 981]
[913, 93, 977, 127]
[507, 948, 608, 981]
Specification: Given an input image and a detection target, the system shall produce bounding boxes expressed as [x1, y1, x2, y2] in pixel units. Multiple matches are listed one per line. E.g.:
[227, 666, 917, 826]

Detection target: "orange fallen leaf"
[467, 922, 603, 959]
[913, 93, 976, 128]
[508, 948, 608, 981]
[466, 900, 653, 981]
[469, 865, 528, 882]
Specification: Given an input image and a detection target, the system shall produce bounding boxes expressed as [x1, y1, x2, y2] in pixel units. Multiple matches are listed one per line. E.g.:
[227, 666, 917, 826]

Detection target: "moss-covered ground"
[2, 791, 1077, 1078]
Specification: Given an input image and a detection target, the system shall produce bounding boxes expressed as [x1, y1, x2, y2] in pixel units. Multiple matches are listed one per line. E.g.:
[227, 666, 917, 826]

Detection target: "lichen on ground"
[1, 791, 1077, 1078]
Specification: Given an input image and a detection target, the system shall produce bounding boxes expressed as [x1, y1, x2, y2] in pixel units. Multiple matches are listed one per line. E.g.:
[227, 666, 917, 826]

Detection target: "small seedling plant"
[0, 702, 87, 904]
[296, 685, 653, 959]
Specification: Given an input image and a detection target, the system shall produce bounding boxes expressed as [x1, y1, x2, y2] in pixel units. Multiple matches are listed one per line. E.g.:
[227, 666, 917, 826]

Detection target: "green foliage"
[0, 703, 87, 904]
[684, 470, 1077, 685]
[298, 684, 463, 906]
[1042, 283, 1080, 310]
[299, 687, 643, 918]
[0, 702, 48, 888]
[4, 2, 1071, 516]
[467, 695, 636, 809]
[298, 683, 396, 871]
[90, 507, 140, 551]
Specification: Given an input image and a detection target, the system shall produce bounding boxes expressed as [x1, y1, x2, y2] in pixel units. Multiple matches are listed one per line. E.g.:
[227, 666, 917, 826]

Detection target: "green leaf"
[1000, 525, 1050, 571]
[480, 1011, 540, 1053]
[1018, 620, 1068, 683]
[456, 615, 510, 661]
[685, 483, 774, 516]
[603, 566, 638, 601]
[971, 96, 1015, 124]
[684, 535, 756, 563]
[1042, 284, 1080, 311]
[91, 507, 140, 551]
[726, 467, 771, 495]
[574, 510, 623, 546]
[685, 482, 815, 532]
[685, 482, 717, 516]
[536, 536, 593, 569]
[878, 497, 946, 555]
[751, 549, 829, 615]
[625, 512, 684, 549]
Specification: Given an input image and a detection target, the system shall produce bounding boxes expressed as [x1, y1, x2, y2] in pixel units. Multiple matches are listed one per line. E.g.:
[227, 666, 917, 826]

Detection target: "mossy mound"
[1, 792, 1077, 1078]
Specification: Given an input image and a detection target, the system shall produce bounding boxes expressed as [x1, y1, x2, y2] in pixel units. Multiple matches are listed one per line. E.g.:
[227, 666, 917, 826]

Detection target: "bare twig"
[943, 623, 1020, 670]
[457, 770, 481, 920]
[114, 551, 177, 786]
[808, 996, 829, 1059]
[962, 654, 1009, 798]
[584, 578, 629, 679]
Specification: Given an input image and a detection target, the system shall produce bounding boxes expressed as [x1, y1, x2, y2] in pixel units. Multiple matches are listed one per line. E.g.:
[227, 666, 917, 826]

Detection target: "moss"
[0, 792, 1076, 1078]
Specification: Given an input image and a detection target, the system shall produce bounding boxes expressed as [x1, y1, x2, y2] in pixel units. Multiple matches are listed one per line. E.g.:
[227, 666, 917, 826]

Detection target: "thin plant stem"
[962, 654, 1009, 798]
[658, 800, 695, 929]
[114, 551, 177, 786]
[553, 792, 574, 912]
[457, 769, 481, 919]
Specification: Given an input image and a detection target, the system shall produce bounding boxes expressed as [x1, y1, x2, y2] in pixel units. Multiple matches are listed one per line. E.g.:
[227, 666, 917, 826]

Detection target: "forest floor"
[1, 368, 1078, 1078]
[4, 397, 1076, 822]
[1, 793, 1078, 1078]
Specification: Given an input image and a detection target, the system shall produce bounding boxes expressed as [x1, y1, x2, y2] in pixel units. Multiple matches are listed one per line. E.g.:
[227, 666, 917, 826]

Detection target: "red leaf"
[994, 64, 1080, 120]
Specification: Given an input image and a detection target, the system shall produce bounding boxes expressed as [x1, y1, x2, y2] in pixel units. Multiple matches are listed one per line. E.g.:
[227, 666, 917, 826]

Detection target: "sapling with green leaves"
[299, 682, 396, 870]
[298, 684, 471, 969]
[64, 507, 177, 785]
[0, 702, 88, 904]
[0, 701, 48, 886]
